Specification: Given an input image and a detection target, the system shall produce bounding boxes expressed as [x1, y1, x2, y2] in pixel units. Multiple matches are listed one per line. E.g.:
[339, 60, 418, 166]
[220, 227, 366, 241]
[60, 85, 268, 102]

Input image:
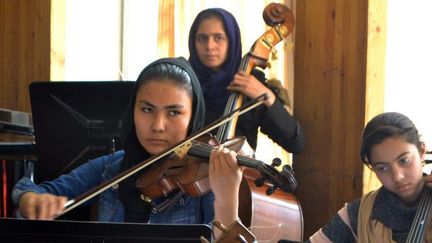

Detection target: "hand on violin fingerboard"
[19, 192, 67, 220]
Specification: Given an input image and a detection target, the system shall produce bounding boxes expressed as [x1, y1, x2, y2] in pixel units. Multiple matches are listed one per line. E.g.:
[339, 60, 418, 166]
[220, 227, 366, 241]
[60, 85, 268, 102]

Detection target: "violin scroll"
[253, 160, 297, 194]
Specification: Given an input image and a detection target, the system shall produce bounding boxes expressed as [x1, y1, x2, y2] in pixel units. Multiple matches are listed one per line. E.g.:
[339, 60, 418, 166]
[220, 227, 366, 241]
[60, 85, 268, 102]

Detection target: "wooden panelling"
[0, 0, 51, 112]
[293, 0, 370, 237]
[0, 0, 388, 239]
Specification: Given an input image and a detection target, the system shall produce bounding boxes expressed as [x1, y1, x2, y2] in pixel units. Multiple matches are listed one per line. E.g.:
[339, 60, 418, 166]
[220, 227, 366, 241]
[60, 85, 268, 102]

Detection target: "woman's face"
[195, 17, 229, 71]
[134, 80, 192, 155]
[370, 136, 425, 204]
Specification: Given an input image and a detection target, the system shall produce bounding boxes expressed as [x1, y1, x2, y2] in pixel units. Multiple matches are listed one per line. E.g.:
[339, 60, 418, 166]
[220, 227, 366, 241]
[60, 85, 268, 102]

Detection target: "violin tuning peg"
[271, 157, 282, 167]
[255, 177, 265, 187]
[266, 185, 276, 195]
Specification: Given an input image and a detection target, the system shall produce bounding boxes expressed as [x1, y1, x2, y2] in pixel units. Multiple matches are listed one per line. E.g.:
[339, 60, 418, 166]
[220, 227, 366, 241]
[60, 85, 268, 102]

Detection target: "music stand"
[29, 81, 135, 183]
[0, 218, 212, 243]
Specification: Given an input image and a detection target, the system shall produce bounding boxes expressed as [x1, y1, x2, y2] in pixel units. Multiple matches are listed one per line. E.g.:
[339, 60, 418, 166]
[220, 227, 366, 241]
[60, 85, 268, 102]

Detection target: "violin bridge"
[174, 141, 193, 159]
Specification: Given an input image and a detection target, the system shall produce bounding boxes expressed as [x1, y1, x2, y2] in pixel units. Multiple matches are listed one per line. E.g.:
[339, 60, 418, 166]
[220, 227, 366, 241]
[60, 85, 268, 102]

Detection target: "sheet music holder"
[29, 81, 135, 183]
[0, 218, 212, 242]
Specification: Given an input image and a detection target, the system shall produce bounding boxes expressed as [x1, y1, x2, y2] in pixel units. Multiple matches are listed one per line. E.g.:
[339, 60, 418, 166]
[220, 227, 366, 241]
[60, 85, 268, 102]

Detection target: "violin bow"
[58, 94, 269, 217]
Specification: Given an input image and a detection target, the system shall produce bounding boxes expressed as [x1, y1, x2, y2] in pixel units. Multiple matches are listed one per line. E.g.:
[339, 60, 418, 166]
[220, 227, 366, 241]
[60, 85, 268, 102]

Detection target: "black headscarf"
[188, 8, 242, 115]
[118, 57, 205, 222]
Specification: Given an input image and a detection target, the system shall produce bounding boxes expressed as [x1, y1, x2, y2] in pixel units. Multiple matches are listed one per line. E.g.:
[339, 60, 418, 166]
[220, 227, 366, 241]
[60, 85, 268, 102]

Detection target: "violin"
[135, 135, 296, 203]
[58, 94, 269, 216]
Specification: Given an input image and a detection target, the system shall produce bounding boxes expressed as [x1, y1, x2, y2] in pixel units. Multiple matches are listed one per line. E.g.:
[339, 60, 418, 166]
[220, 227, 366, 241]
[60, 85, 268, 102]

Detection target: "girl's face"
[134, 80, 192, 155]
[370, 136, 426, 204]
[195, 17, 229, 71]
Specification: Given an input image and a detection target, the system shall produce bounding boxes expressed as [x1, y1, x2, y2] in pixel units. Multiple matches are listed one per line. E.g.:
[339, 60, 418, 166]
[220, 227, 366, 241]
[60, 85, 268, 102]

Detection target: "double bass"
[214, 3, 303, 242]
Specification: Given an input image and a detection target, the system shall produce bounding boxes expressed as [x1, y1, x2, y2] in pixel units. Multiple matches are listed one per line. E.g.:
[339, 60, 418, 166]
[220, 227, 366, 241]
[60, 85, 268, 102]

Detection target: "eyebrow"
[137, 100, 185, 110]
[196, 33, 225, 37]
[372, 151, 410, 166]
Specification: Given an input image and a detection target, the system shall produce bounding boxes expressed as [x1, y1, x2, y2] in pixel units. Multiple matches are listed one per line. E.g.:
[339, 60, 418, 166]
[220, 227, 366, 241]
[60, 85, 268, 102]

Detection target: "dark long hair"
[118, 57, 205, 222]
[360, 112, 423, 167]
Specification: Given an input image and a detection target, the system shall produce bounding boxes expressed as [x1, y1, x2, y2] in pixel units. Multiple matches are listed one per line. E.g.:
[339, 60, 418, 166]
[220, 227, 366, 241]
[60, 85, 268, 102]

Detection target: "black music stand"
[29, 81, 135, 183]
[0, 218, 212, 242]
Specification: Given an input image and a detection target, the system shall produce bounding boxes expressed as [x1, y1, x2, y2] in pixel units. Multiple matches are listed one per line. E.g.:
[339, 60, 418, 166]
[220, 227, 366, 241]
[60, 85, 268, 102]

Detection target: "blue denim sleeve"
[12, 151, 124, 207]
[201, 191, 215, 225]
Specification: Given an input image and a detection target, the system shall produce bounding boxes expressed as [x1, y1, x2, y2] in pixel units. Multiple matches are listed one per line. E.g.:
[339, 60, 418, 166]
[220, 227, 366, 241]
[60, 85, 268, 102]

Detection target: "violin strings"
[190, 142, 279, 181]
[190, 142, 297, 192]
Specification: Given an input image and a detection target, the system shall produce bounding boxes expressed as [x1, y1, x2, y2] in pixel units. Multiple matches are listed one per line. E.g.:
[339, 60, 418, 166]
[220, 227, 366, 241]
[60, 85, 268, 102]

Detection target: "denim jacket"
[12, 150, 215, 224]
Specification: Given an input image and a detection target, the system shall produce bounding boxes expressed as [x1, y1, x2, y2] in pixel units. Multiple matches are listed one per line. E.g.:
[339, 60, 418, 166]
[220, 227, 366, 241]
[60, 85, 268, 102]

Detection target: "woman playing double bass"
[188, 6, 305, 242]
[188, 8, 305, 153]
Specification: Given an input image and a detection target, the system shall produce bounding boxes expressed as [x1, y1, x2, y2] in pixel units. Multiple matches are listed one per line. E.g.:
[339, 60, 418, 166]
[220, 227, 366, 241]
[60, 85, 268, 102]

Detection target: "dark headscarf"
[188, 8, 242, 114]
[118, 57, 205, 222]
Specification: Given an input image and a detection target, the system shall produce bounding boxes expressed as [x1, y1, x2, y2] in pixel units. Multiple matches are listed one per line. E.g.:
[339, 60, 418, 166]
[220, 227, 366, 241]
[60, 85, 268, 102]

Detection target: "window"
[385, 1, 432, 146]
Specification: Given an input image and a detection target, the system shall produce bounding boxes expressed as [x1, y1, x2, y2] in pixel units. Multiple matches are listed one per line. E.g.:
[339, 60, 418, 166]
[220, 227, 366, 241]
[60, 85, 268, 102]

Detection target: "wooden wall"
[294, 0, 367, 237]
[1, 0, 387, 239]
[0, 0, 51, 112]
[293, 0, 386, 238]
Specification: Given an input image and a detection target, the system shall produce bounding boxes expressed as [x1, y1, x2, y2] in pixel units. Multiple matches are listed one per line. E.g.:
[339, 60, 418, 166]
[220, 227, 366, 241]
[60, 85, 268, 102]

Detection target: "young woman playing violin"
[211, 112, 432, 242]
[188, 8, 305, 153]
[12, 57, 216, 224]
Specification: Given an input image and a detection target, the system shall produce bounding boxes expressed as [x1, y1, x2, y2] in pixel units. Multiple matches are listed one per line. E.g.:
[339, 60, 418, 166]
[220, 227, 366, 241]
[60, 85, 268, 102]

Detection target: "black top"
[204, 70, 305, 154]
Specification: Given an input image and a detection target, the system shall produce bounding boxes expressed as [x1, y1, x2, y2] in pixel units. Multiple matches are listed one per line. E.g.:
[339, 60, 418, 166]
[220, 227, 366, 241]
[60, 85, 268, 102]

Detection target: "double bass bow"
[213, 3, 303, 242]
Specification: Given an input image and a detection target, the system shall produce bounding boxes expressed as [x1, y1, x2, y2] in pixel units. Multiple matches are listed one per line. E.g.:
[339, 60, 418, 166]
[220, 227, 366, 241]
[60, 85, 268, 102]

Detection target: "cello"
[213, 3, 303, 242]
[405, 184, 432, 242]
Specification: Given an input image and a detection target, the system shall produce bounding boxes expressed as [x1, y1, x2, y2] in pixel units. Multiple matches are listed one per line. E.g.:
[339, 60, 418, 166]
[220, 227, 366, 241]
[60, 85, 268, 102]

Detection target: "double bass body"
[239, 168, 303, 242]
